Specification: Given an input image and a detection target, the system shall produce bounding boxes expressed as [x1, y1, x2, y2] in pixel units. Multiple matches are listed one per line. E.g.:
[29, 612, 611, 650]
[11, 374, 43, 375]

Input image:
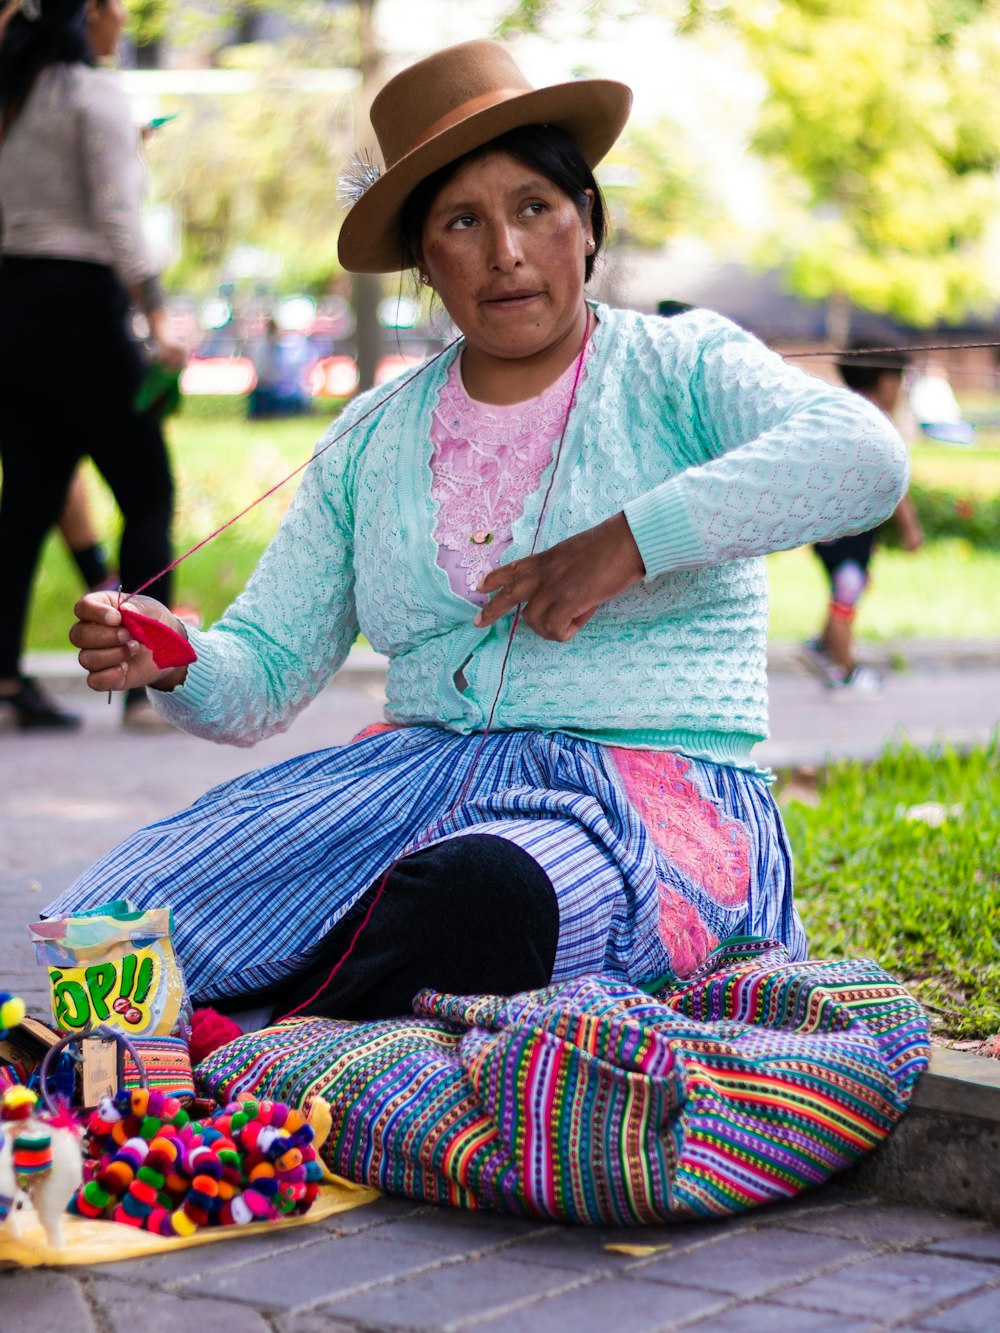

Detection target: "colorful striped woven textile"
[122, 1035, 195, 1103]
[195, 939, 929, 1225]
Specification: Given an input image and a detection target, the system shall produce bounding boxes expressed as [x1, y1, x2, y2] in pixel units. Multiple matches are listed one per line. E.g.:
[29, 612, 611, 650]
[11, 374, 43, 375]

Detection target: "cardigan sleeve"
[149, 411, 363, 745]
[622, 313, 909, 579]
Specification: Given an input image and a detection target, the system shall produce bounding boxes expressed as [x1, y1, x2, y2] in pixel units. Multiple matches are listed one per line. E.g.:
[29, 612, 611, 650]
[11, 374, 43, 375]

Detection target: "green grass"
[767, 432, 1000, 640]
[909, 439, 1000, 495]
[23, 404, 1000, 651]
[780, 741, 1000, 1040]
[767, 541, 1000, 640]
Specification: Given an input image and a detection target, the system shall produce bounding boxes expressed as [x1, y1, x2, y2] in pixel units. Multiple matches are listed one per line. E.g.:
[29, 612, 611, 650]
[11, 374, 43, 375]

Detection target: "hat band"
[405, 87, 530, 157]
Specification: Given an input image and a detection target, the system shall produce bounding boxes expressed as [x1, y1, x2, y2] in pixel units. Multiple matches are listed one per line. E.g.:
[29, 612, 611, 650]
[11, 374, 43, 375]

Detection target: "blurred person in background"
[805, 345, 923, 691]
[57, 469, 116, 592]
[248, 317, 313, 420]
[909, 360, 976, 446]
[0, 0, 185, 731]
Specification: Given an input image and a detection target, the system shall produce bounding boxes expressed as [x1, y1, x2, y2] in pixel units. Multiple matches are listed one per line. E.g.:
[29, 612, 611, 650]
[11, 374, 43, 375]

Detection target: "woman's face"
[85, 0, 127, 61]
[417, 150, 594, 370]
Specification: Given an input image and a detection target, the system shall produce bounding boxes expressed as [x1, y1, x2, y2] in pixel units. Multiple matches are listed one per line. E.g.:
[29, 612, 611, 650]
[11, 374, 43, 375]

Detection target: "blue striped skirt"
[44, 726, 805, 1002]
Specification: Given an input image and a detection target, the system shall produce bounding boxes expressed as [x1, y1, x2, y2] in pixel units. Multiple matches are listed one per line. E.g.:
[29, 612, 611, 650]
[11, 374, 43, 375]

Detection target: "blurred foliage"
[130, 1, 350, 61]
[733, 0, 1000, 328]
[884, 480, 1000, 548]
[136, 0, 1000, 319]
[149, 51, 354, 293]
[504, 0, 1000, 328]
[129, 0, 171, 47]
[600, 122, 708, 249]
[137, 4, 361, 295]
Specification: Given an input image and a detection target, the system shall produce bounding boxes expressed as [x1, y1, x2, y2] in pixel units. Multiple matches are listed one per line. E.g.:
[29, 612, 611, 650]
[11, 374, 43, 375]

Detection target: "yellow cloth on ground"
[0, 1178, 379, 1268]
[0, 1096, 378, 1268]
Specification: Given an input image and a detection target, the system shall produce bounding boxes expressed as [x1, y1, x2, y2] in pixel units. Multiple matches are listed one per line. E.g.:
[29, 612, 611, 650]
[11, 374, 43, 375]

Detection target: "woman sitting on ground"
[53, 40, 908, 1023]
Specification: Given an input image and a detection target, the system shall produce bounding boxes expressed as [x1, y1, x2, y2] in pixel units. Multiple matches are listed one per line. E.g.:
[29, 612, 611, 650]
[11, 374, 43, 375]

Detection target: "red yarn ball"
[188, 1008, 243, 1065]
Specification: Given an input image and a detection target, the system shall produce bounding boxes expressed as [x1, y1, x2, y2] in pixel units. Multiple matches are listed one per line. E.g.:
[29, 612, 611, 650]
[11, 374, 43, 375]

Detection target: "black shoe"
[0, 676, 82, 730]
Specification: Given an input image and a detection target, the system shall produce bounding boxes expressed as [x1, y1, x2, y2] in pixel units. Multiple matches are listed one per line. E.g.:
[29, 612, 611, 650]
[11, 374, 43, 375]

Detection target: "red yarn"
[118, 605, 198, 669]
[188, 1008, 243, 1065]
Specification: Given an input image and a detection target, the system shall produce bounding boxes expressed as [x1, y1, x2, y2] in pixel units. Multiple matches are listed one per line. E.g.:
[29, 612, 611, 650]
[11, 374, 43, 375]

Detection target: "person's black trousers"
[216, 834, 561, 1022]
[0, 258, 174, 677]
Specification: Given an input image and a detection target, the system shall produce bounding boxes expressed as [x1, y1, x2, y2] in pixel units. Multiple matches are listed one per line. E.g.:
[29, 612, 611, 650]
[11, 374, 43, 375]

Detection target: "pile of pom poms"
[71, 1087, 322, 1235]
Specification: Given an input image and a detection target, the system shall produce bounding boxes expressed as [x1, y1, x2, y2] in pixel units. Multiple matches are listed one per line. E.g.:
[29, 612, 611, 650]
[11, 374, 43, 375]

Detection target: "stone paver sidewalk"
[4, 1189, 1000, 1331]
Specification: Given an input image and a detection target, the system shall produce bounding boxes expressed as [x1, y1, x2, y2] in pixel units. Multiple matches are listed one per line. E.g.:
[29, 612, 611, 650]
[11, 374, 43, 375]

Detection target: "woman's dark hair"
[0, 0, 93, 124]
[399, 122, 609, 282]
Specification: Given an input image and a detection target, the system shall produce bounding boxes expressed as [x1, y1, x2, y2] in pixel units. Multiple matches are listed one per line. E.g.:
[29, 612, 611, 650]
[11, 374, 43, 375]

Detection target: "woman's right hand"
[69, 592, 189, 694]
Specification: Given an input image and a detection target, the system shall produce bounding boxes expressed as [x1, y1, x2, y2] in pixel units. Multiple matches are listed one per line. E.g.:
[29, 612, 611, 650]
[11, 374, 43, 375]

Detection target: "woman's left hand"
[474, 512, 645, 642]
[146, 307, 188, 373]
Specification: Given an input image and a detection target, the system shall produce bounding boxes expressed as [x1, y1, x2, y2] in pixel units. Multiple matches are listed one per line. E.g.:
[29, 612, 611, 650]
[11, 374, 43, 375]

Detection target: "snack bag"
[27, 901, 191, 1039]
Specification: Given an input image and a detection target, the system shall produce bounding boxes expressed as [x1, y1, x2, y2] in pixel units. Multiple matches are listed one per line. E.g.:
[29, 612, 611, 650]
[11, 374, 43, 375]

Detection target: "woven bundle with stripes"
[195, 939, 929, 1226]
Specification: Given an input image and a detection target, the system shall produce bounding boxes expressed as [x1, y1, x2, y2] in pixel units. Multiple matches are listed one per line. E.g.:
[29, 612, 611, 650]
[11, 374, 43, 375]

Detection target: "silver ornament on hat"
[337, 150, 382, 208]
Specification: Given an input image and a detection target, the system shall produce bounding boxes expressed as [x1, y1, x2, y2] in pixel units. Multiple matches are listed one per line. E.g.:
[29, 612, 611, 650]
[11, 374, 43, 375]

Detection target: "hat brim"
[337, 79, 632, 274]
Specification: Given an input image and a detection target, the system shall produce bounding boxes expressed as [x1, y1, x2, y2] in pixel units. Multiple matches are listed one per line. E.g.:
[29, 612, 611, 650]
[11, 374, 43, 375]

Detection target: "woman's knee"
[264, 834, 562, 1022]
[399, 835, 558, 952]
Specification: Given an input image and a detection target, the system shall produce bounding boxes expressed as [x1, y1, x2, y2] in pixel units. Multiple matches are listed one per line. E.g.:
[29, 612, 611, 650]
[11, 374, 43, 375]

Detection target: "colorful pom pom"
[0, 993, 26, 1033]
[170, 1207, 198, 1237]
[1, 1086, 37, 1121]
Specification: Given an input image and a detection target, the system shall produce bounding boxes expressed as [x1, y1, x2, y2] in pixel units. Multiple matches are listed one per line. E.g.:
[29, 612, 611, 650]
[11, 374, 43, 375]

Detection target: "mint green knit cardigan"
[156, 305, 907, 769]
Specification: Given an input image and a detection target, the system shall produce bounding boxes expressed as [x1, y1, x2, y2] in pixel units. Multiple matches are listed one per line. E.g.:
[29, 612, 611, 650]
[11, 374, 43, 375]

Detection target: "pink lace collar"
[429, 342, 593, 602]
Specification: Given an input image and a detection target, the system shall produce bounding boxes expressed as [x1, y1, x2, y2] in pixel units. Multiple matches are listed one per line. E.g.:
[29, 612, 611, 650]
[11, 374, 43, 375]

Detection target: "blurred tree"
[128, 1, 346, 63]
[599, 122, 705, 251]
[728, 0, 1000, 337]
[349, 0, 383, 392]
[147, 50, 352, 294]
[129, 0, 170, 66]
[503, 0, 1000, 335]
[134, 0, 390, 387]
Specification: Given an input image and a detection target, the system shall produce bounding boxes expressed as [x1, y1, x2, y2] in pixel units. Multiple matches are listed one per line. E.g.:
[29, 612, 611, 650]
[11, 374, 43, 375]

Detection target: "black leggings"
[216, 834, 560, 1022]
[0, 258, 174, 677]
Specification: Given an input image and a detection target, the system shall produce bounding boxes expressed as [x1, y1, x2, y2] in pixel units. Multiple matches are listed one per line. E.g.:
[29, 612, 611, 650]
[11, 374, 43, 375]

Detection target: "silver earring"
[419, 273, 431, 286]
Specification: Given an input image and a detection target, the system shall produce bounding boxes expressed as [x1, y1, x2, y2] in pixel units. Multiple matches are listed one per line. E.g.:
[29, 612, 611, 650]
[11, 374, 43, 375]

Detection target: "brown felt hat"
[337, 39, 632, 274]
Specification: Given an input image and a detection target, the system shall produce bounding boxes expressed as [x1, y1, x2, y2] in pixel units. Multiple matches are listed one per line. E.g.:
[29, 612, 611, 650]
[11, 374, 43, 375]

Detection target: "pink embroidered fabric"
[429, 350, 590, 604]
[609, 747, 752, 970]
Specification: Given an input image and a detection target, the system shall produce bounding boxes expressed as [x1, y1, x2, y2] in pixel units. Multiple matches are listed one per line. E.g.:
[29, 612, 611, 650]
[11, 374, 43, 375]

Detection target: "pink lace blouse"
[430, 349, 590, 604]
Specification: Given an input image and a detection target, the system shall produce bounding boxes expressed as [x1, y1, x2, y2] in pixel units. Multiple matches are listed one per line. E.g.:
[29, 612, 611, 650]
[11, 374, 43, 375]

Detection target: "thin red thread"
[786, 338, 1000, 359]
[277, 306, 593, 1020]
[125, 336, 460, 600]
[277, 865, 394, 1019]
